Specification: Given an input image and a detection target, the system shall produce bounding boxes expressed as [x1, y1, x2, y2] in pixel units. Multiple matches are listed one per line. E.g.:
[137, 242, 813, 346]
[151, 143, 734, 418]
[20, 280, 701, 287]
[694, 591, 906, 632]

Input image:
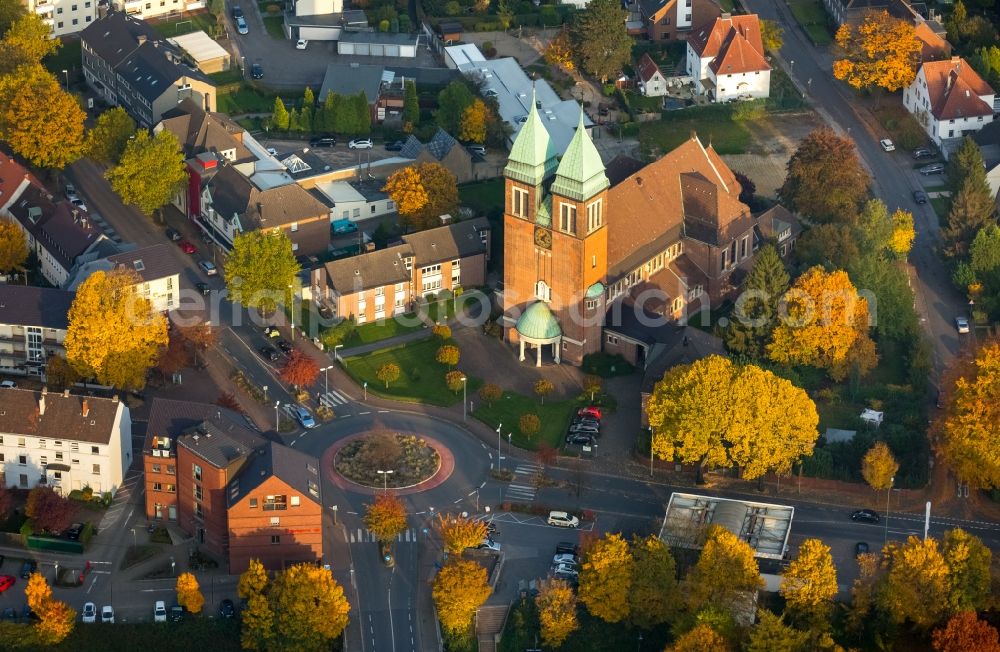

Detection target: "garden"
[335, 432, 441, 488]
[473, 391, 577, 450]
[786, 0, 835, 45]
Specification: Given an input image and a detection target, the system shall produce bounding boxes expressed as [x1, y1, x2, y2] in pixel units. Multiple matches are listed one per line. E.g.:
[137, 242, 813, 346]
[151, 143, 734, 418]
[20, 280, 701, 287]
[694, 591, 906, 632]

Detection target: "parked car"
[578, 406, 602, 420]
[955, 316, 970, 333]
[0, 575, 14, 593]
[258, 346, 279, 362]
[82, 602, 97, 623]
[855, 542, 870, 557]
[850, 509, 881, 524]
[309, 136, 337, 148]
[165, 227, 182, 241]
[571, 416, 600, 428]
[547, 511, 579, 528]
[198, 260, 217, 276]
[20, 560, 36, 579]
[565, 433, 596, 446]
[349, 138, 374, 149]
[22, 604, 38, 622]
[879, 138, 895, 152]
[0, 380, 17, 389]
[69, 197, 88, 212]
[231, 5, 243, 18]
[332, 219, 358, 234]
[219, 599, 236, 619]
[64, 183, 77, 199]
[266, 147, 278, 156]
[913, 190, 928, 204]
[466, 144, 486, 156]
[263, 326, 281, 338]
[555, 542, 579, 556]
[101, 605, 115, 623]
[912, 147, 934, 159]
[250, 63, 263, 79]
[195, 281, 211, 295]
[552, 553, 577, 565]
[169, 604, 185, 622]
[154, 601, 167, 622]
[551, 563, 579, 578]
[236, 16, 248, 34]
[473, 539, 501, 552]
[178, 239, 197, 254]
[919, 162, 945, 175]
[276, 339, 293, 354]
[385, 140, 405, 152]
[296, 38, 308, 49]
[65, 523, 84, 540]
[567, 424, 599, 435]
[484, 88, 498, 98]
[291, 405, 316, 429]
[2, 607, 15, 621]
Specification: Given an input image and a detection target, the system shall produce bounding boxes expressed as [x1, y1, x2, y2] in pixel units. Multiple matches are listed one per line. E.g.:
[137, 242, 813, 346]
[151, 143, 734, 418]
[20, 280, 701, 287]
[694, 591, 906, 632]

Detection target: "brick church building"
[500, 97, 799, 367]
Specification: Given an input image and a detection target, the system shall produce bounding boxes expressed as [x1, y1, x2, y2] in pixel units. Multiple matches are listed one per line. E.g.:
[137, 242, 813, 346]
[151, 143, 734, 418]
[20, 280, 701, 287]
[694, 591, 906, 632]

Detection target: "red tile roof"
[636, 53, 663, 84]
[0, 152, 40, 211]
[921, 57, 994, 121]
[690, 14, 769, 76]
[913, 21, 950, 62]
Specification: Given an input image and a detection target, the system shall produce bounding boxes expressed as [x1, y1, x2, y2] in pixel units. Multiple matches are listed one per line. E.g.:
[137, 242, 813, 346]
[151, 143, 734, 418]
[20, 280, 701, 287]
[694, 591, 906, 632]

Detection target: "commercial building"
[659, 492, 793, 560]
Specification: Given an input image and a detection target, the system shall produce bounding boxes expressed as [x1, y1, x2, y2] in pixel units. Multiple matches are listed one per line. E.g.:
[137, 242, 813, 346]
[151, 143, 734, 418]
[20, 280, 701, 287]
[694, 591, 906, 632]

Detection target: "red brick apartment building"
[144, 399, 323, 573]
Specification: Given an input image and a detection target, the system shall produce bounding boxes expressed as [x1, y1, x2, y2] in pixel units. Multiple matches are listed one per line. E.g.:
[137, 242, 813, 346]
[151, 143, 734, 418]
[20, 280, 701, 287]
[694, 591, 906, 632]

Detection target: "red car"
[178, 240, 197, 254]
[578, 406, 602, 420]
[0, 575, 15, 593]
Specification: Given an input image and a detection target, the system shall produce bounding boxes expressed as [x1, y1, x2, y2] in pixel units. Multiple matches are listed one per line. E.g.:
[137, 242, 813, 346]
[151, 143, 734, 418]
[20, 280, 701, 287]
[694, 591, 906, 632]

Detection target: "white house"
[314, 180, 396, 223]
[0, 388, 132, 496]
[903, 57, 995, 148]
[636, 53, 668, 97]
[0, 286, 74, 378]
[686, 13, 771, 103]
[68, 243, 182, 313]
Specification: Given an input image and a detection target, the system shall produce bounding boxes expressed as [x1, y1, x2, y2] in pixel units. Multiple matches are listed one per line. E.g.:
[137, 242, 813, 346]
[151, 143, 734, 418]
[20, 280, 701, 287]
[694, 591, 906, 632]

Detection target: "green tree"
[496, 0, 514, 29]
[403, 79, 419, 132]
[848, 253, 918, 340]
[0, 65, 85, 169]
[879, 536, 951, 629]
[578, 533, 633, 623]
[270, 563, 351, 651]
[288, 107, 302, 132]
[271, 97, 290, 131]
[942, 528, 992, 613]
[436, 80, 474, 134]
[572, 0, 632, 83]
[354, 91, 371, 135]
[224, 230, 301, 314]
[779, 127, 870, 225]
[685, 525, 764, 616]
[106, 129, 186, 217]
[332, 92, 355, 134]
[723, 245, 789, 358]
[0, 13, 59, 74]
[316, 91, 335, 132]
[301, 86, 315, 132]
[84, 107, 136, 164]
[746, 610, 809, 652]
[943, 175, 996, 260]
[629, 535, 678, 629]
[0, 0, 27, 36]
[780, 539, 838, 625]
[794, 223, 860, 270]
[0, 216, 28, 274]
[433, 559, 492, 636]
[947, 136, 988, 195]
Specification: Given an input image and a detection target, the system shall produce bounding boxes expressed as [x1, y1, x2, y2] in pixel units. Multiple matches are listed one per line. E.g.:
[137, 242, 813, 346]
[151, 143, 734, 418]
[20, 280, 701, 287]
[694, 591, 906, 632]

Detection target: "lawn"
[43, 39, 82, 77]
[930, 196, 951, 219]
[339, 292, 466, 346]
[473, 391, 577, 450]
[209, 68, 246, 85]
[341, 337, 480, 406]
[786, 0, 834, 45]
[639, 104, 753, 156]
[458, 178, 504, 217]
[217, 84, 279, 114]
[0, 618, 242, 651]
[150, 11, 218, 38]
[262, 15, 286, 39]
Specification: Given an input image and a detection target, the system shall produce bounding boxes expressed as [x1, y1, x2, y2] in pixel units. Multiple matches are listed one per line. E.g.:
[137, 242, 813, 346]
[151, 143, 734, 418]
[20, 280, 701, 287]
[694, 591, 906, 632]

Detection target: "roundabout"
[325, 431, 455, 496]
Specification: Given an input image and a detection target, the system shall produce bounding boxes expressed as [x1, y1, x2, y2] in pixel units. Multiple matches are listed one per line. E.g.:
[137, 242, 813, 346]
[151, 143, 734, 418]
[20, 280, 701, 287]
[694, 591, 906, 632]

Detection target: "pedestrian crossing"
[319, 389, 353, 408]
[349, 527, 420, 543]
[506, 463, 542, 502]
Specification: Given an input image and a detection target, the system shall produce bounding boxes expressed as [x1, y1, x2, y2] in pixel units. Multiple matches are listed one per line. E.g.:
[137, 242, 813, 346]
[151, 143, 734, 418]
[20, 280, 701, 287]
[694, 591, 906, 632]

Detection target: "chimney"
[63, 389, 70, 398]
[39, 390, 46, 416]
[257, 201, 264, 223]
[82, 399, 90, 418]
[721, 11, 731, 19]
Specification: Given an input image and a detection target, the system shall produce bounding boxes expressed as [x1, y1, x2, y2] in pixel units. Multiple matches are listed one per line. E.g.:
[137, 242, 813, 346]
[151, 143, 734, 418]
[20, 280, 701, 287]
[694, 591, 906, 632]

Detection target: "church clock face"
[534, 226, 552, 250]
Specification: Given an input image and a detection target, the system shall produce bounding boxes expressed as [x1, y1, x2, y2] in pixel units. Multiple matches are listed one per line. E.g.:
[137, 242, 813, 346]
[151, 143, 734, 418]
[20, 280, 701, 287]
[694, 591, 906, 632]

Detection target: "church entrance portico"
[515, 301, 563, 367]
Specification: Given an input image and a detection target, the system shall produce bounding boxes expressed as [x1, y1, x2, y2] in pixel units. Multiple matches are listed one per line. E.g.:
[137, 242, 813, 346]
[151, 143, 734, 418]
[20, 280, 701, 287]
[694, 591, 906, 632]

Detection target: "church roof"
[504, 91, 558, 186]
[516, 301, 561, 341]
[551, 110, 609, 202]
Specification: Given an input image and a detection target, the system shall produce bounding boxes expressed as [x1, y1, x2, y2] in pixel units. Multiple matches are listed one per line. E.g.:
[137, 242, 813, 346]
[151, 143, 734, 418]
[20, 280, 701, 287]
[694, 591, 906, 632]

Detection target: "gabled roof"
[106, 243, 180, 284]
[690, 14, 769, 76]
[639, 326, 725, 394]
[145, 398, 256, 454]
[402, 216, 490, 265]
[208, 164, 329, 229]
[0, 152, 39, 212]
[7, 185, 104, 271]
[159, 99, 253, 161]
[920, 57, 994, 121]
[399, 129, 465, 162]
[0, 388, 123, 445]
[318, 63, 384, 104]
[638, 0, 676, 20]
[551, 111, 610, 202]
[229, 441, 322, 508]
[323, 243, 412, 295]
[0, 285, 75, 331]
[636, 53, 663, 83]
[914, 21, 950, 62]
[604, 155, 645, 186]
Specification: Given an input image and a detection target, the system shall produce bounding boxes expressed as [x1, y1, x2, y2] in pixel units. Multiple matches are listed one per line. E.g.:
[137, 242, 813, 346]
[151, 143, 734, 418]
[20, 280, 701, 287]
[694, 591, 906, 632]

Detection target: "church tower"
[502, 104, 609, 366]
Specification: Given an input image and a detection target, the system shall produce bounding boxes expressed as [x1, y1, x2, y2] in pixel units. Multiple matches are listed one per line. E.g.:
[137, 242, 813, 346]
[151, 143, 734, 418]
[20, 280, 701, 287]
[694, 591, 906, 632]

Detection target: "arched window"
[535, 280, 551, 302]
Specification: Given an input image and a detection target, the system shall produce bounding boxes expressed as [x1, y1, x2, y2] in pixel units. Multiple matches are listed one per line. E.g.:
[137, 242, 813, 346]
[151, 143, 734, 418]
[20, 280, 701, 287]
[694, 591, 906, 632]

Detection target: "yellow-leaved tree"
[25, 572, 52, 614]
[745, 610, 810, 652]
[64, 268, 169, 390]
[629, 535, 678, 629]
[889, 208, 916, 257]
[26, 572, 75, 644]
[767, 266, 877, 381]
[832, 10, 922, 93]
[0, 64, 85, 169]
[458, 99, 488, 144]
[535, 579, 578, 647]
[270, 563, 351, 650]
[577, 532, 633, 623]
[861, 441, 899, 492]
[432, 559, 492, 636]
[940, 342, 1000, 488]
[646, 356, 819, 483]
[382, 162, 458, 231]
[942, 528, 993, 614]
[669, 623, 732, 652]
[176, 572, 204, 614]
[364, 493, 408, 543]
[779, 538, 838, 625]
[543, 27, 574, 70]
[684, 525, 764, 617]
[0, 216, 29, 275]
[381, 166, 428, 216]
[238, 558, 273, 651]
[435, 513, 488, 555]
[879, 536, 951, 629]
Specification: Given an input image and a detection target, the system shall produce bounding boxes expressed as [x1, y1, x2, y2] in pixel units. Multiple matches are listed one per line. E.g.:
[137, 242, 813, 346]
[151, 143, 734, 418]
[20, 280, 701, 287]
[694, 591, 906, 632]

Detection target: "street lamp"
[288, 284, 295, 341]
[377, 469, 394, 492]
[61, 69, 69, 89]
[496, 423, 502, 471]
[275, 401, 281, 432]
[884, 475, 894, 546]
[363, 381, 368, 401]
[460, 376, 467, 422]
[790, 59, 794, 77]
[320, 365, 332, 400]
[131, 528, 136, 548]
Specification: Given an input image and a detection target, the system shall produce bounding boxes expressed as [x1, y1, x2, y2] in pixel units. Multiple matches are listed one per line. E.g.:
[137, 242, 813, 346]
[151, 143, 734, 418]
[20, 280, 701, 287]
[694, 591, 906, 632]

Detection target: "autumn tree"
[445, 370, 465, 394]
[0, 12, 57, 73]
[478, 382, 502, 406]
[44, 354, 79, 392]
[746, 610, 809, 652]
[238, 559, 273, 651]
[767, 266, 877, 381]
[779, 128, 870, 225]
[879, 536, 951, 629]
[889, 208, 916, 257]
[0, 65, 85, 169]
[669, 623, 732, 652]
[269, 563, 351, 650]
[224, 230, 300, 315]
[436, 344, 460, 368]
[435, 80, 474, 135]
[382, 162, 459, 231]
[684, 525, 763, 616]
[518, 413, 540, 438]
[846, 549, 882, 634]
[646, 356, 819, 482]
[377, 362, 401, 388]
[432, 324, 452, 340]
[36, 600, 75, 645]
[572, 0, 632, 83]
[0, 215, 28, 274]
[0, 0, 26, 35]
[364, 493, 407, 543]
[940, 342, 1000, 488]
[25, 572, 52, 614]
[156, 331, 190, 378]
[942, 528, 993, 613]
[933, 611, 1000, 652]
[536, 579, 579, 647]
[432, 559, 492, 636]
[435, 513, 488, 555]
[862, 441, 899, 492]
[533, 379, 554, 404]
[578, 532, 633, 623]
[629, 535, 678, 629]
[582, 374, 602, 401]
[760, 19, 783, 52]
[780, 538, 838, 626]
[176, 572, 205, 613]
[65, 269, 168, 390]
[178, 322, 216, 366]
[280, 350, 319, 390]
[271, 97, 290, 130]
[544, 27, 574, 70]
[723, 245, 789, 358]
[84, 107, 136, 164]
[459, 99, 488, 144]
[833, 11, 921, 92]
[402, 79, 419, 132]
[106, 129, 187, 217]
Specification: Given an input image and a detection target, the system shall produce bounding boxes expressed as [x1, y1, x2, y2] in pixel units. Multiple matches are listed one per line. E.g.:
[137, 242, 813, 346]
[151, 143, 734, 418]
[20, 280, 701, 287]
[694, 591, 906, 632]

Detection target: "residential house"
[0, 153, 39, 215]
[821, 0, 921, 26]
[81, 11, 216, 128]
[687, 13, 771, 102]
[312, 217, 491, 323]
[914, 20, 951, 63]
[972, 121, 1000, 204]
[399, 129, 475, 183]
[316, 63, 417, 123]
[313, 180, 396, 223]
[68, 243, 182, 313]
[754, 205, 803, 258]
[636, 53, 669, 97]
[23, 0, 98, 37]
[0, 388, 132, 495]
[903, 56, 995, 148]
[630, 0, 721, 41]
[0, 286, 74, 377]
[110, 0, 205, 23]
[285, 0, 367, 42]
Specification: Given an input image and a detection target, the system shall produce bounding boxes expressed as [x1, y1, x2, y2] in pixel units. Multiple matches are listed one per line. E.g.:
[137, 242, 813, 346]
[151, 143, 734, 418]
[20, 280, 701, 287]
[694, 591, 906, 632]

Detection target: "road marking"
[378, 410, 390, 414]
[139, 588, 176, 592]
[479, 481, 486, 489]
[359, 411, 371, 415]
[89, 570, 111, 575]
[86, 577, 98, 594]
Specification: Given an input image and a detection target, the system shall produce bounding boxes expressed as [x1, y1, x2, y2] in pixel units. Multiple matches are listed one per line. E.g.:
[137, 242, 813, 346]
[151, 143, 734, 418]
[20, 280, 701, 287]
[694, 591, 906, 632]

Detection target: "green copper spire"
[504, 88, 558, 186]
[550, 108, 609, 202]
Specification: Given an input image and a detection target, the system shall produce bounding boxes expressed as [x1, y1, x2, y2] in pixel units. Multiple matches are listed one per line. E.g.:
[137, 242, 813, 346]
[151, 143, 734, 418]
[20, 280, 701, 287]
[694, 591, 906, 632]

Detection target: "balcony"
[35, 3, 55, 13]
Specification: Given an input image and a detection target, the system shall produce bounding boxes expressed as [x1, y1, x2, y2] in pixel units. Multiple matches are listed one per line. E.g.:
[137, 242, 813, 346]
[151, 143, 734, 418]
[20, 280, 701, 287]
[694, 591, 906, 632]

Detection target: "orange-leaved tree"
[364, 493, 407, 543]
[280, 349, 320, 390]
[382, 162, 458, 231]
[940, 342, 1000, 489]
[933, 611, 1000, 652]
[176, 572, 205, 613]
[435, 513, 488, 555]
[832, 10, 921, 93]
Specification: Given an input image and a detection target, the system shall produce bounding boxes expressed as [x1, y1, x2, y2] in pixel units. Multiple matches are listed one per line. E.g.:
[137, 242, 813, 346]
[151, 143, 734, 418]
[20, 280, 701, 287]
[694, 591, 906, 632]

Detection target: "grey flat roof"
[339, 30, 419, 45]
[659, 492, 794, 560]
